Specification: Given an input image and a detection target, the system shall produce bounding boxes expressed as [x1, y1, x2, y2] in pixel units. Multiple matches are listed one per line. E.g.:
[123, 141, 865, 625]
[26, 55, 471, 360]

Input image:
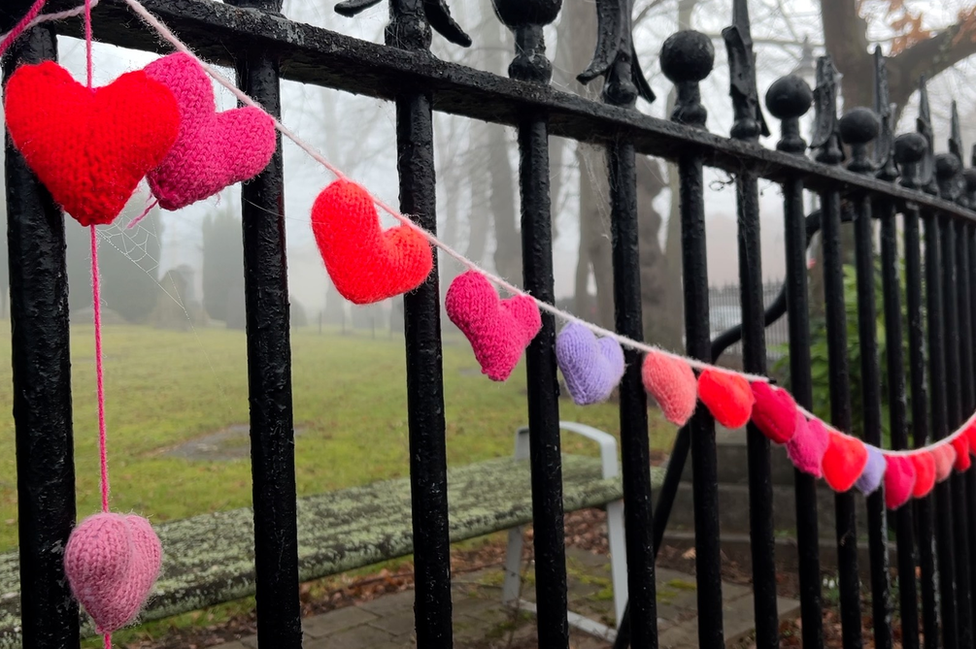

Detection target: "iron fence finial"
[722, 0, 769, 141]
[577, 0, 655, 106]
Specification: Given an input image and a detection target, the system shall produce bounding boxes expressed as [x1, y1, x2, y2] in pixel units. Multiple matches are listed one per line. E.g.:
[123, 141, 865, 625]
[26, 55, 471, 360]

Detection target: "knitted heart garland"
[785, 414, 829, 478]
[749, 382, 798, 444]
[3, 61, 180, 226]
[555, 323, 624, 405]
[64, 513, 162, 634]
[445, 271, 541, 382]
[854, 445, 886, 495]
[697, 368, 755, 429]
[934, 444, 956, 482]
[821, 432, 868, 492]
[911, 452, 936, 499]
[144, 53, 276, 210]
[312, 180, 433, 305]
[885, 455, 916, 510]
[641, 352, 698, 427]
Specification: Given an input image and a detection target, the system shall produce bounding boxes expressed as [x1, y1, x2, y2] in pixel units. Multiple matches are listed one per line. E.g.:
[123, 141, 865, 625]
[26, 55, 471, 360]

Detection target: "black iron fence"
[4, 1, 976, 648]
[709, 281, 789, 361]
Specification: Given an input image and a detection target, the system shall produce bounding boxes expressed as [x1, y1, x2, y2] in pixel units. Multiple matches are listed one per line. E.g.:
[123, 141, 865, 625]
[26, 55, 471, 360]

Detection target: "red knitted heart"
[821, 432, 868, 492]
[697, 368, 755, 429]
[312, 180, 433, 304]
[885, 455, 916, 510]
[749, 382, 797, 444]
[911, 452, 936, 499]
[641, 352, 697, 427]
[952, 434, 971, 471]
[4, 61, 180, 226]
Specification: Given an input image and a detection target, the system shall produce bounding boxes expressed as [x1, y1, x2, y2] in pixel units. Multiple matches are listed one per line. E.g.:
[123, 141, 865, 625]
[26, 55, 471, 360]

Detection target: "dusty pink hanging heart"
[445, 271, 541, 382]
[64, 513, 162, 633]
[145, 53, 276, 210]
[641, 351, 698, 427]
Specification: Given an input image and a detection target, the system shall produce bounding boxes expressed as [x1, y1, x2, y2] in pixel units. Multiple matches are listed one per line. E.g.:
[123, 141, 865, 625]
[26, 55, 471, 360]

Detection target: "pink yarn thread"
[0, 0, 48, 56]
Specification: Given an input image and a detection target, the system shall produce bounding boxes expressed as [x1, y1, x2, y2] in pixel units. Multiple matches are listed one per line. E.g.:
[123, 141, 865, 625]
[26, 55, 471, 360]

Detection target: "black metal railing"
[4, 0, 976, 648]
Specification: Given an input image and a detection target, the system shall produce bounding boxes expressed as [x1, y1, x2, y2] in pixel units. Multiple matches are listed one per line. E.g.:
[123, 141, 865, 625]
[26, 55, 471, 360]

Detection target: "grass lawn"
[0, 322, 677, 645]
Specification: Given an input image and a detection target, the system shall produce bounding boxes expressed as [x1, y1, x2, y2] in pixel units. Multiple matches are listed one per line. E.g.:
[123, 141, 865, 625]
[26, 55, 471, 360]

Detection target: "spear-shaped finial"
[916, 75, 937, 193]
[812, 55, 843, 165]
[335, 0, 472, 47]
[577, 0, 655, 106]
[951, 101, 964, 162]
[873, 46, 897, 180]
[722, 0, 769, 140]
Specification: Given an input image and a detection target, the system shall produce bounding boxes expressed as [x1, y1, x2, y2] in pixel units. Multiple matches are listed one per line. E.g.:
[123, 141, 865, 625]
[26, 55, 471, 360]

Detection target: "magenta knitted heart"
[445, 271, 541, 382]
[145, 53, 276, 210]
[64, 513, 162, 634]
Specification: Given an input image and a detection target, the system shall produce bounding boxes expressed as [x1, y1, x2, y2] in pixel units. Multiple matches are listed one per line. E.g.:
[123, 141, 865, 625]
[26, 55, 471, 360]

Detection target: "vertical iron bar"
[766, 74, 823, 649]
[925, 214, 958, 649]
[386, 3, 453, 647]
[968, 224, 976, 633]
[661, 31, 722, 649]
[228, 2, 302, 644]
[608, 137, 657, 649]
[841, 111, 892, 649]
[813, 56, 862, 649]
[2, 21, 80, 649]
[896, 133, 939, 649]
[722, 7, 778, 643]
[949, 216, 974, 649]
[880, 196, 918, 649]
[505, 16, 571, 649]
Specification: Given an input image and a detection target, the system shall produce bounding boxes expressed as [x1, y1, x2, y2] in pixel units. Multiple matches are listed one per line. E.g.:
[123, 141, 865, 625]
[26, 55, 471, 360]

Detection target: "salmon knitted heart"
[641, 352, 697, 427]
[64, 513, 162, 634]
[750, 382, 797, 444]
[786, 414, 829, 477]
[144, 53, 276, 210]
[697, 368, 755, 429]
[885, 455, 916, 510]
[934, 444, 956, 482]
[952, 434, 971, 471]
[555, 322, 625, 405]
[312, 180, 433, 304]
[3, 61, 179, 226]
[821, 432, 868, 492]
[445, 271, 541, 382]
[911, 452, 936, 499]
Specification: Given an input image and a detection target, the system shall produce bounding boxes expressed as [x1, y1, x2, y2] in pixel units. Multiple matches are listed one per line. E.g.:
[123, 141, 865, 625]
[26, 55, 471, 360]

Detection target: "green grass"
[0, 322, 676, 646]
[0, 323, 677, 552]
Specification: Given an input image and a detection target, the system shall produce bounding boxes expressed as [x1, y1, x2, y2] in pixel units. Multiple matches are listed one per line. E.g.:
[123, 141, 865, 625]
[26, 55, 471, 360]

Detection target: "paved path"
[213, 548, 799, 648]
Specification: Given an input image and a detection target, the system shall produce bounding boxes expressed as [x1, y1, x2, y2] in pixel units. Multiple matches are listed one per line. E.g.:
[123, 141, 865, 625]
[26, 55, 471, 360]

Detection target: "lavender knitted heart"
[555, 323, 625, 405]
[855, 445, 886, 495]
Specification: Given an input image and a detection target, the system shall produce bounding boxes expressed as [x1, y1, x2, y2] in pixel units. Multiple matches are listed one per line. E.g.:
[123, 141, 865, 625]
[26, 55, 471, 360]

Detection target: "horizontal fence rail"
[4, 1, 976, 649]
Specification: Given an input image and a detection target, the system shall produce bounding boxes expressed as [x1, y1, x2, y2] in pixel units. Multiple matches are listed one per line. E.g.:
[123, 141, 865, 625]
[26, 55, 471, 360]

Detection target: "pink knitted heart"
[145, 53, 276, 210]
[445, 271, 541, 382]
[64, 513, 162, 634]
[641, 351, 697, 427]
[786, 414, 829, 478]
[884, 455, 916, 510]
[934, 444, 956, 482]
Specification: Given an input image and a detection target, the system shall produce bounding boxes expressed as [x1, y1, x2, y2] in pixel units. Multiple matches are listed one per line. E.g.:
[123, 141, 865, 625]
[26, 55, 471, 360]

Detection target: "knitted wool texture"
[641, 352, 698, 427]
[696, 368, 755, 429]
[445, 271, 541, 382]
[952, 434, 971, 471]
[144, 53, 276, 210]
[785, 414, 829, 478]
[821, 432, 868, 492]
[554, 322, 624, 405]
[312, 180, 433, 305]
[854, 445, 885, 495]
[934, 444, 956, 482]
[885, 455, 916, 510]
[64, 513, 162, 634]
[3, 61, 179, 226]
[911, 452, 936, 499]
[749, 382, 797, 444]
